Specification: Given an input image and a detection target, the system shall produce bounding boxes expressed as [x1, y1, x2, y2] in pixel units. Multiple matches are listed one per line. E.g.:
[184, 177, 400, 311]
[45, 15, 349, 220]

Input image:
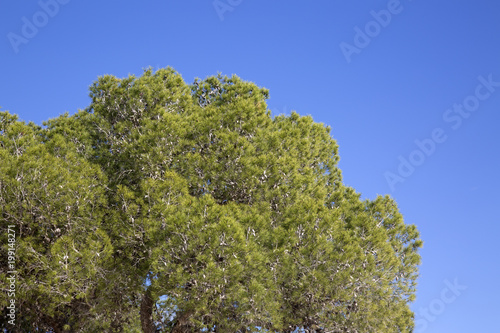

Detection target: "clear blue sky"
[2, 1, 499, 331]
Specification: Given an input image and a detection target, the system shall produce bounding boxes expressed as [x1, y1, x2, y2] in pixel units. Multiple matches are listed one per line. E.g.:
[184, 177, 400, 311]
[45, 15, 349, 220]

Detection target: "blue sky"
[2, 1, 499, 331]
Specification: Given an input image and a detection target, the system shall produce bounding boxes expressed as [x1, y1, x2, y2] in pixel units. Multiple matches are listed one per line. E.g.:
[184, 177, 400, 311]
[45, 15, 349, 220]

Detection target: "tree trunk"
[140, 288, 155, 333]
[171, 310, 194, 333]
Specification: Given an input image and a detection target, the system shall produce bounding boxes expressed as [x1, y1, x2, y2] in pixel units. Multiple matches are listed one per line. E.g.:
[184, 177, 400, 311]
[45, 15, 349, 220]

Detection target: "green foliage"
[0, 68, 422, 332]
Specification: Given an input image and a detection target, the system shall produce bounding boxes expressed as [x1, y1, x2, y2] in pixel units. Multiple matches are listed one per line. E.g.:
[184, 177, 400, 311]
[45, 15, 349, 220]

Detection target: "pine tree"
[0, 68, 422, 332]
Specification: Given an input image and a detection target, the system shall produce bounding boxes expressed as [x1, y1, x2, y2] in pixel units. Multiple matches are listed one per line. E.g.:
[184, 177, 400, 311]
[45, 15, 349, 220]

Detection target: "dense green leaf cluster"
[0, 68, 422, 332]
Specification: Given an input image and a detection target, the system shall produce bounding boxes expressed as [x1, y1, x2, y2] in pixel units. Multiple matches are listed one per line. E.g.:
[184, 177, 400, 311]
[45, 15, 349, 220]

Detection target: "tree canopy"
[0, 67, 422, 332]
